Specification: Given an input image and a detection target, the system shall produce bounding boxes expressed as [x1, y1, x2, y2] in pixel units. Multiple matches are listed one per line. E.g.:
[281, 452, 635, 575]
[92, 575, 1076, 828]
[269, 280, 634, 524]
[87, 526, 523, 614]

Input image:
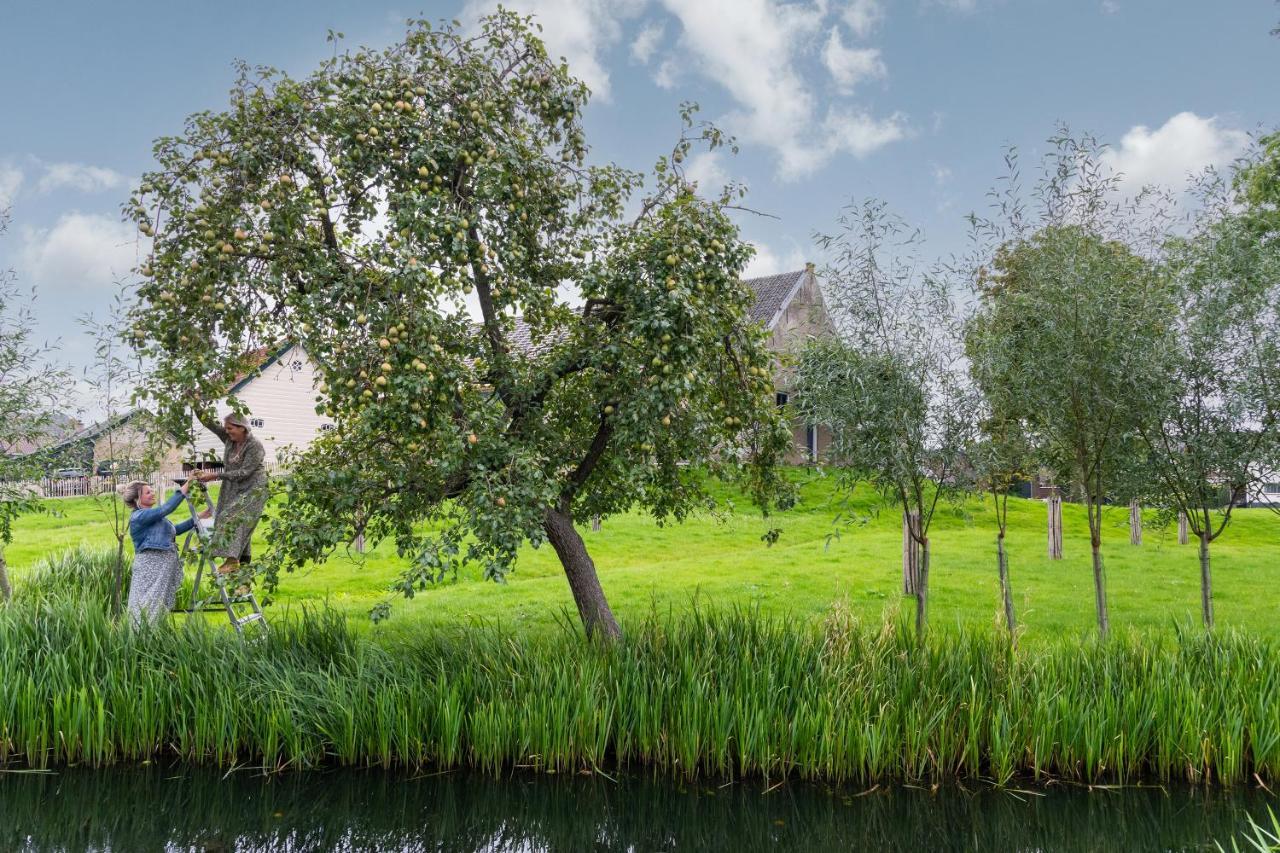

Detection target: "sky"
[0, 0, 1276, 408]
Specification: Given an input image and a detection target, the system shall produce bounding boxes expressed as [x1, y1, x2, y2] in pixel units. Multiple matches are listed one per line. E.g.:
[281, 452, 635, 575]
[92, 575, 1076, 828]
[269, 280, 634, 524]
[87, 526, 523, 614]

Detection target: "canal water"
[1, 767, 1274, 851]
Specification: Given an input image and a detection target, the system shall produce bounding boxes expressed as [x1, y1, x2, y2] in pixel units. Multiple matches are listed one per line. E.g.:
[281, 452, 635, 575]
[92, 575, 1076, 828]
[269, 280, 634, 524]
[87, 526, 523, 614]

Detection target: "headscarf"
[224, 412, 252, 437]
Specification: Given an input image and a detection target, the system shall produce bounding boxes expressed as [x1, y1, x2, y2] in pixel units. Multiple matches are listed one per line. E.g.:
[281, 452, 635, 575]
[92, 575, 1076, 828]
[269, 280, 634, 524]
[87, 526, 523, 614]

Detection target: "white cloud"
[744, 240, 808, 278]
[841, 0, 884, 37]
[631, 21, 664, 63]
[1102, 112, 1250, 193]
[36, 162, 127, 195]
[822, 107, 909, 157]
[683, 150, 732, 196]
[663, 0, 906, 180]
[462, 0, 646, 101]
[0, 162, 22, 207]
[1101, 0, 1120, 13]
[19, 212, 141, 301]
[653, 56, 680, 89]
[931, 163, 952, 185]
[822, 27, 886, 94]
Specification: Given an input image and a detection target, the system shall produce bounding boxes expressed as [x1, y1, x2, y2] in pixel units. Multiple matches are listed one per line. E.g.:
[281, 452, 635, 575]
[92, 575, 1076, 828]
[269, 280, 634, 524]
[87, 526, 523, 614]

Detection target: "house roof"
[228, 344, 292, 394]
[743, 268, 809, 328]
[38, 409, 150, 454]
[4, 412, 80, 457]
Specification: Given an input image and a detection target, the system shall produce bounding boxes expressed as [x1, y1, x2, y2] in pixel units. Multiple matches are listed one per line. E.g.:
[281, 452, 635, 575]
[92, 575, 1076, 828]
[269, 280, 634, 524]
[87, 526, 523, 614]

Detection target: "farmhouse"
[191, 266, 833, 465]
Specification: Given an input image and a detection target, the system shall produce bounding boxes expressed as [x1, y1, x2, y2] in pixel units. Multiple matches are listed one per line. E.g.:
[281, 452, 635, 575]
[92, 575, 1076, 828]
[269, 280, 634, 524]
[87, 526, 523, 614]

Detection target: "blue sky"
[0, 0, 1276, 392]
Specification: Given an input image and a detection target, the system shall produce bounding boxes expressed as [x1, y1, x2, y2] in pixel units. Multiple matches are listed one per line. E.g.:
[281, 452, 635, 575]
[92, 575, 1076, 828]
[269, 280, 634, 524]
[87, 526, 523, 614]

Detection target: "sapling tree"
[80, 294, 151, 617]
[964, 135, 1176, 637]
[124, 13, 793, 639]
[0, 210, 69, 601]
[795, 201, 974, 636]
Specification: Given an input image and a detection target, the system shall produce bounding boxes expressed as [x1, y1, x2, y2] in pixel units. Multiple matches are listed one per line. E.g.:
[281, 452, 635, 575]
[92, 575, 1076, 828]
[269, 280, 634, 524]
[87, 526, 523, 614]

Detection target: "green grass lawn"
[6, 470, 1279, 643]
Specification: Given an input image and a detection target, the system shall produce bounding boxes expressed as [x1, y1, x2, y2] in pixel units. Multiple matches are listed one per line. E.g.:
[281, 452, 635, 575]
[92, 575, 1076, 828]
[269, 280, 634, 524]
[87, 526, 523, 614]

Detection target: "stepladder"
[176, 478, 268, 636]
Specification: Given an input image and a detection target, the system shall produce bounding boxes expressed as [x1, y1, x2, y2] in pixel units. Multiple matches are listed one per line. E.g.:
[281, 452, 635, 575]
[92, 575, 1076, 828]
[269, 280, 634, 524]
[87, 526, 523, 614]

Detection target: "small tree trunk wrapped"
[1129, 500, 1142, 545]
[352, 533, 365, 554]
[916, 536, 930, 636]
[902, 510, 921, 595]
[1090, 522, 1110, 637]
[1047, 494, 1063, 560]
[591, 515, 601, 532]
[1178, 511, 1189, 545]
[1199, 531, 1214, 629]
[997, 532, 1016, 635]
[0, 546, 10, 601]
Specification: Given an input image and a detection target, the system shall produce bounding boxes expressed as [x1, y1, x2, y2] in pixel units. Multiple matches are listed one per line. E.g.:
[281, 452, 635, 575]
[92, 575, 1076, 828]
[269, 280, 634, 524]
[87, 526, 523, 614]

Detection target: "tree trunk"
[902, 510, 921, 595]
[916, 536, 930, 636]
[1089, 503, 1110, 637]
[0, 544, 10, 601]
[1129, 500, 1142, 546]
[111, 538, 126, 617]
[1199, 531, 1214, 629]
[997, 531, 1016, 635]
[1047, 494, 1063, 560]
[1177, 512, 1189, 545]
[543, 507, 621, 640]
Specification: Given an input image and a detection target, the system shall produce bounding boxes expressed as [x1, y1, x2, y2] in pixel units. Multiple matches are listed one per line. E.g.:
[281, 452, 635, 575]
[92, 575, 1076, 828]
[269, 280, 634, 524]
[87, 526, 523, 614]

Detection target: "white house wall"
[191, 344, 331, 464]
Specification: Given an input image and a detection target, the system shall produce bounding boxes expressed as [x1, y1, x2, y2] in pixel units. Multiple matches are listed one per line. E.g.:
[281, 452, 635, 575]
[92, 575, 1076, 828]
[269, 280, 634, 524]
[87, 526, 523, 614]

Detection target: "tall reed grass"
[4, 577, 1280, 785]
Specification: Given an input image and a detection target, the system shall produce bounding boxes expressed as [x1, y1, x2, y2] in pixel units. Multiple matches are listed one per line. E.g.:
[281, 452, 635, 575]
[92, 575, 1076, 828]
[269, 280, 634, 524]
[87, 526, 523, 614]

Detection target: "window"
[320, 423, 335, 432]
[806, 424, 818, 462]
[1264, 483, 1280, 495]
[776, 391, 789, 407]
[250, 418, 265, 428]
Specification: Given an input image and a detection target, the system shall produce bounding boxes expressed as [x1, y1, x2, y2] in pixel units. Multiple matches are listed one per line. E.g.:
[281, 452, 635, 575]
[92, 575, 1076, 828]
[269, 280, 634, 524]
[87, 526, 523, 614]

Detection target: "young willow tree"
[965, 136, 1175, 637]
[0, 211, 68, 600]
[795, 201, 973, 636]
[124, 13, 792, 639]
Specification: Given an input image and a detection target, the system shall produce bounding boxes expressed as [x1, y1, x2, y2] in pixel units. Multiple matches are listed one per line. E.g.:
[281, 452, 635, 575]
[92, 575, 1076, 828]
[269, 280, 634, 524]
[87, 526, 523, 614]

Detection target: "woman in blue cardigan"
[121, 478, 193, 624]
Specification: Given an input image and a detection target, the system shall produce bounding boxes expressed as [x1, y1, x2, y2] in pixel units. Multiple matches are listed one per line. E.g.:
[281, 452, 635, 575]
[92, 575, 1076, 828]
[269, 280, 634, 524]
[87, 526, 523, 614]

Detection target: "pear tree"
[124, 12, 793, 638]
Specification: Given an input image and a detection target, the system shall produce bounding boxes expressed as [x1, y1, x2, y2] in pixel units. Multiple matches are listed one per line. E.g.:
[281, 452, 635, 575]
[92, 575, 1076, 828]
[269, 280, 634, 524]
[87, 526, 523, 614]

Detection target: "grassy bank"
[6, 472, 1280, 642]
[3, 583, 1279, 784]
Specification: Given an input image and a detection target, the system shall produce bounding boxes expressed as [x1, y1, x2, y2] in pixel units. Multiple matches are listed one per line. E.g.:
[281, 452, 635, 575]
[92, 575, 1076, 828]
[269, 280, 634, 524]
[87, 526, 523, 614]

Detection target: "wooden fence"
[7, 464, 285, 500]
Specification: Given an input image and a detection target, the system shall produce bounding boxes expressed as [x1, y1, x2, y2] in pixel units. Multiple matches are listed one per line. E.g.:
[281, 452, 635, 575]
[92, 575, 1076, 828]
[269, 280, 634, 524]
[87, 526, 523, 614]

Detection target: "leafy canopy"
[125, 12, 793, 591]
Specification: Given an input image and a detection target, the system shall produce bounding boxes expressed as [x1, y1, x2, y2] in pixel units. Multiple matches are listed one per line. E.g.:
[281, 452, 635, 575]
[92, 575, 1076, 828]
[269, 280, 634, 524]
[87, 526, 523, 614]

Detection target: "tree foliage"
[124, 12, 793, 637]
[0, 210, 69, 600]
[964, 134, 1177, 637]
[1130, 179, 1280, 627]
[795, 201, 974, 636]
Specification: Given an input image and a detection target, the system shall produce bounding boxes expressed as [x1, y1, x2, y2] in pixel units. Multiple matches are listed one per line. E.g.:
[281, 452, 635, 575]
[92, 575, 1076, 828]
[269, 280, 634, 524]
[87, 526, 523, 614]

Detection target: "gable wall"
[191, 344, 331, 464]
[762, 271, 836, 464]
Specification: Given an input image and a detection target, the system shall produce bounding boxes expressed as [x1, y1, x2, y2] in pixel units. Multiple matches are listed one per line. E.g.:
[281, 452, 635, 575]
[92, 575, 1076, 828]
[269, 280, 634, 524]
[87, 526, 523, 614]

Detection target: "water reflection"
[2, 767, 1273, 852]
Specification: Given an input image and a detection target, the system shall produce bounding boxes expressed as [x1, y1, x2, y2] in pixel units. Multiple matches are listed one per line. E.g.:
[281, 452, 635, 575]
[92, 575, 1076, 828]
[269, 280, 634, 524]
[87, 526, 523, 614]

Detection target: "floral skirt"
[126, 549, 182, 625]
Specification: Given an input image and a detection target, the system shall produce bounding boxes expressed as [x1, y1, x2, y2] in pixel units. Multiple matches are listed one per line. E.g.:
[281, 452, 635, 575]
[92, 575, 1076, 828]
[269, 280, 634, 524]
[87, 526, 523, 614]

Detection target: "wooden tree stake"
[1129, 500, 1142, 546]
[1177, 511, 1189, 545]
[1047, 493, 1063, 560]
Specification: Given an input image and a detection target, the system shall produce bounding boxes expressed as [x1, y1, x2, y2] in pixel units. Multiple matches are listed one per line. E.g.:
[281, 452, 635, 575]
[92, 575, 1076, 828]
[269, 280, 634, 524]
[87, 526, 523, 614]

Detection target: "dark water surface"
[1, 766, 1275, 852]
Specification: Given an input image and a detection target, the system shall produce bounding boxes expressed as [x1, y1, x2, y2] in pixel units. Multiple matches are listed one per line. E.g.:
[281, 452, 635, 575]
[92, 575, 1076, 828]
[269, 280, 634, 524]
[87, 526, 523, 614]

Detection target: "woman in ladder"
[194, 411, 268, 583]
[122, 477, 195, 624]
